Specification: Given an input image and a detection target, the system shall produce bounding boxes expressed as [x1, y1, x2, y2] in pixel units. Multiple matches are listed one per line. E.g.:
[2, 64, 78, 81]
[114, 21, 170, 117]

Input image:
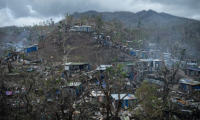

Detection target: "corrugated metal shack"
[179, 79, 200, 92]
[140, 51, 146, 59]
[62, 82, 82, 98]
[111, 94, 137, 109]
[148, 50, 160, 59]
[185, 68, 200, 77]
[90, 91, 106, 105]
[103, 36, 112, 46]
[74, 26, 91, 32]
[24, 44, 38, 53]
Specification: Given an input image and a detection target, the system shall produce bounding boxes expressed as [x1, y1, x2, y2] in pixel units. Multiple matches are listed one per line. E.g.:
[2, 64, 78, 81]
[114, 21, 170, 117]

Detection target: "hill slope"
[27, 32, 118, 65]
[73, 10, 197, 27]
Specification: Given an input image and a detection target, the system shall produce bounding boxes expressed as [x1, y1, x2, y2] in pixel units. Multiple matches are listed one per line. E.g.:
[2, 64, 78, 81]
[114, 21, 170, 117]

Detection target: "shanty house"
[24, 44, 38, 53]
[148, 50, 160, 59]
[153, 59, 162, 71]
[109, 61, 136, 73]
[111, 94, 137, 109]
[103, 36, 112, 46]
[185, 59, 197, 67]
[139, 51, 146, 59]
[65, 62, 90, 72]
[187, 63, 197, 68]
[62, 82, 82, 98]
[74, 26, 91, 32]
[99, 33, 105, 39]
[135, 50, 140, 57]
[95, 65, 112, 73]
[90, 91, 106, 105]
[185, 68, 200, 77]
[64, 62, 90, 78]
[91, 32, 97, 39]
[65, 62, 90, 71]
[128, 48, 133, 55]
[125, 48, 129, 54]
[123, 62, 136, 73]
[138, 59, 161, 73]
[131, 49, 136, 56]
[123, 46, 127, 52]
[163, 53, 171, 61]
[185, 68, 200, 81]
[179, 79, 200, 92]
[118, 45, 123, 50]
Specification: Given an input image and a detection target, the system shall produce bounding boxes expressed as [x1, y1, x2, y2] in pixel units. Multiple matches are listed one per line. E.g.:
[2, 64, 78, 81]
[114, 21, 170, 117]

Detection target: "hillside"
[73, 10, 197, 27]
[0, 24, 133, 66]
[73, 10, 200, 61]
[1, 9, 200, 63]
[24, 32, 119, 65]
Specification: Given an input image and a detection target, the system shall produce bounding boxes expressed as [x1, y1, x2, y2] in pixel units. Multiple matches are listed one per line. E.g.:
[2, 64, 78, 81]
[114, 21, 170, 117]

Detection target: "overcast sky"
[0, 0, 200, 27]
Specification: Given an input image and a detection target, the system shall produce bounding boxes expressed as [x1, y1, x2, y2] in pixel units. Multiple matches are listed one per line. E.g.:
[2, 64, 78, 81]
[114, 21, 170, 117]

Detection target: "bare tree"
[92, 14, 104, 44]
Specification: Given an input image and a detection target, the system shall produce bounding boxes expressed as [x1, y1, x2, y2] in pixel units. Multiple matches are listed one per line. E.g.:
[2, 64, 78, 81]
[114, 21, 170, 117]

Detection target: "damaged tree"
[162, 49, 186, 119]
[92, 14, 104, 45]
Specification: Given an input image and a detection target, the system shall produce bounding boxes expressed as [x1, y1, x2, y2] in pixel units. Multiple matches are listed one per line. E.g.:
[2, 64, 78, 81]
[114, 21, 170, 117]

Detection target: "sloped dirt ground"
[28, 32, 116, 66]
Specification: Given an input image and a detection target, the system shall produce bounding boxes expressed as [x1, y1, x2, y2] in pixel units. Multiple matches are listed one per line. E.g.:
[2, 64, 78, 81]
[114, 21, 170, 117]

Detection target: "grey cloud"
[0, 0, 33, 18]
[149, 0, 200, 6]
[0, 0, 103, 19]
[0, 0, 200, 27]
[31, 0, 103, 17]
[147, 0, 200, 17]
[0, 1, 6, 9]
[1, 0, 200, 19]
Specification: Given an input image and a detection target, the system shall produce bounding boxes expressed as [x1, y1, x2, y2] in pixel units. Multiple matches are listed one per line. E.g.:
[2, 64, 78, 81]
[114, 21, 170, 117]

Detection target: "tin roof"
[74, 25, 91, 27]
[65, 62, 88, 66]
[125, 63, 135, 66]
[67, 82, 81, 86]
[90, 91, 105, 96]
[179, 78, 200, 85]
[187, 63, 197, 65]
[153, 59, 161, 61]
[95, 65, 112, 70]
[129, 48, 133, 50]
[187, 68, 200, 71]
[111, 94, 137, 100]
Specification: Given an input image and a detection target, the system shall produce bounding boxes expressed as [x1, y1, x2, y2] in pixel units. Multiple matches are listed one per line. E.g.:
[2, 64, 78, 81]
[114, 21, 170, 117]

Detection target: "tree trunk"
[8, 61, 12, 73]
[106, 95, 110, 120]
[69, 112, 73, 120]
[0, 61, 3, 88]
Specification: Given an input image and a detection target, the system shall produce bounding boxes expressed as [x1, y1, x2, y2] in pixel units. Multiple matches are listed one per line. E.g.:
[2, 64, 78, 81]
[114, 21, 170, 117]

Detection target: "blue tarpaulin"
[130, 73, 134, 80]
[27, 69, 33, 72]
[62, 73, 65, 78]
[8, 53, 12, 57]
[27, 48, 31, 53]
[142, 53, 145, 58]
[95, 81, 105, 85]
[131, 52, 135, 56]
[24, 45, 38, 53]
[102, 83, 106, 88]
[125, 100, 128, 107]
[56, 90, 59, 94]
[100, 75, 104, 80]
[194, 86, 200, 89]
